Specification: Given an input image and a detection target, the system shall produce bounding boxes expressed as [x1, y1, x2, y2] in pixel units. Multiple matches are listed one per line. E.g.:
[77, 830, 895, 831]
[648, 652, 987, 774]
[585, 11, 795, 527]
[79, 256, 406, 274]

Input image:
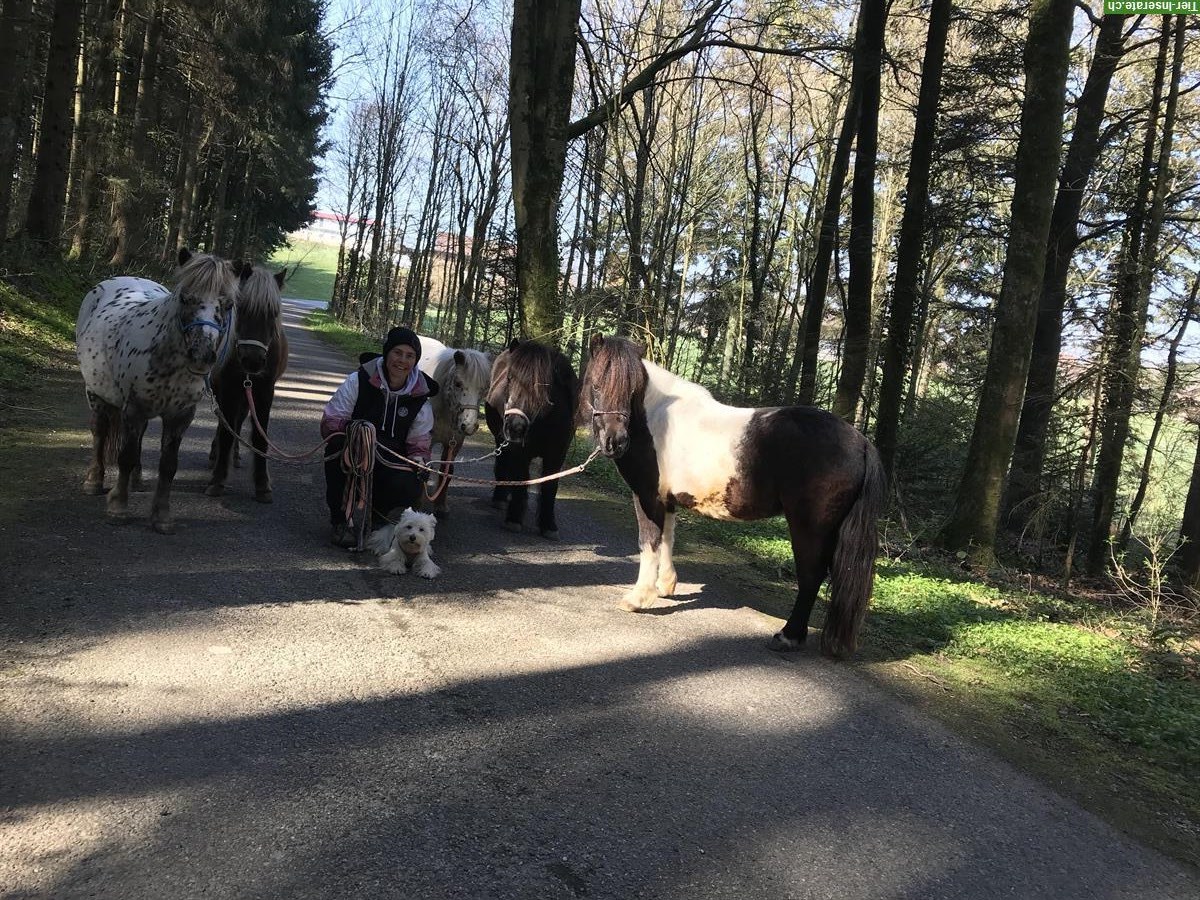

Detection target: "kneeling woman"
[321, 327, 438, 547]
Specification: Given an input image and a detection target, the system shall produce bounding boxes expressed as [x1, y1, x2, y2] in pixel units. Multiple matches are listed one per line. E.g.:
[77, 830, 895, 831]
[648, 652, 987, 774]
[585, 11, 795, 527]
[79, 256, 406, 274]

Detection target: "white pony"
[417, 334, 492, 513]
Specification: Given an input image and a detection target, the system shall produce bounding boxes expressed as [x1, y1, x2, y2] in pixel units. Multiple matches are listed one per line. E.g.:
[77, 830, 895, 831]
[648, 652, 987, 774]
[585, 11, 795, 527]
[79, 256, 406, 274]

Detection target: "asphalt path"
[1, 302, 1196, 899]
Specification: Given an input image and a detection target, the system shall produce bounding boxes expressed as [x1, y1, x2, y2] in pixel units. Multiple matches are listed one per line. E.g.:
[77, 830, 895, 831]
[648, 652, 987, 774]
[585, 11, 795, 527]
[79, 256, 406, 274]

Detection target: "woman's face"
[385, 343, 418, 388]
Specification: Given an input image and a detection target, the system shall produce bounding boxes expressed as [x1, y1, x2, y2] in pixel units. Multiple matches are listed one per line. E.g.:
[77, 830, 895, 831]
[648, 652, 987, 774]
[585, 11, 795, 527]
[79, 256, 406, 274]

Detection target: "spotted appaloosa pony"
[417, 334, 492, 514]
[484, 339, 579, 538]
[205, 264, 289, 502]
[76, 248, 239, 533]
[581, 335, 885, 658]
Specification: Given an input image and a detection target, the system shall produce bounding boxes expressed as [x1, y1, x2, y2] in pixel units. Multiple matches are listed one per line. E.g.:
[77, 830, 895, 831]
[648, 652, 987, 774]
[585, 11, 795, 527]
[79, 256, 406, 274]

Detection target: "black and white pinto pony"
[416, 333, 492, 514]
[484, 339, 579, 538]
[581, 335, 885, 657]
[76, 248, 239, 533]
[205, 263, 289, 502]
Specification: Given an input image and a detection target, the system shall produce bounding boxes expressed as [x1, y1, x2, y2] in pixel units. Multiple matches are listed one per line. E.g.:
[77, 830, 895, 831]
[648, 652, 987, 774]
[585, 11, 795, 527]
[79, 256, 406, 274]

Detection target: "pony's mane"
[239, 265, 283, 321]
[434, 345, 491, 392]
[490, 341, 554, 413]
[583, 336, 649, 415]
[176, 251, 237, 299]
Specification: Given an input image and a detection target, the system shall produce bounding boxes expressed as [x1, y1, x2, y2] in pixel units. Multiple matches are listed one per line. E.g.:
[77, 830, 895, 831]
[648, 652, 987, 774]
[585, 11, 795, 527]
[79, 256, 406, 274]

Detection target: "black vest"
[351, 354, 438, 451]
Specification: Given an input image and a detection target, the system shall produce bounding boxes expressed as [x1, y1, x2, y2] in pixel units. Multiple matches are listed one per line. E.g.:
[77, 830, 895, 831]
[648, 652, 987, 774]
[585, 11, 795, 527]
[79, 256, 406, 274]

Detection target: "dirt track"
[1, 303, 1196, 899]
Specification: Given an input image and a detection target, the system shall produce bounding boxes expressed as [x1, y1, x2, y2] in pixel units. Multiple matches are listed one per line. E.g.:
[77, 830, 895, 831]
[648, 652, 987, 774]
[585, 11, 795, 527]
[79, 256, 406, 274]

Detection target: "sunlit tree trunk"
[940, 0, 1075, 569]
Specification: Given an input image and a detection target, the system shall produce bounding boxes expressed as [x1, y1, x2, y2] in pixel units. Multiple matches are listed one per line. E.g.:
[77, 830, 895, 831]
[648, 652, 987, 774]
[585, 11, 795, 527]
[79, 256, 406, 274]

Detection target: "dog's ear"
[429, 515, 437, 527]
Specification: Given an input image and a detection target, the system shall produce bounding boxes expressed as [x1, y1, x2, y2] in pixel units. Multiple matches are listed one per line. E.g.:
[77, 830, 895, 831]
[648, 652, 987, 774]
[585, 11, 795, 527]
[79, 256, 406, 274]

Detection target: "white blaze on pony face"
[175, 253, 239, 374]
[642, 361, 753, 521]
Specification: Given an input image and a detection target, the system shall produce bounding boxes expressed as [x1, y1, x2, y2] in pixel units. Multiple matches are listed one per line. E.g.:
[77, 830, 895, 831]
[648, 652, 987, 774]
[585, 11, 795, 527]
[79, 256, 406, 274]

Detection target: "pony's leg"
[769, 516, 833, 652]
[621, 495, 667, 611]
[204, 391, 238, 497]
[496, 451, 527, 531]
[251, 387, 274, 502]
[149, 409, 195, 534]
[130, 420, 149, 491]
[106, 411, 144, 520]
[534, 449, 568, 539]
[656, 510, 678, 597]
[432, 445, 453, 516]
[83, 400, 113, 494]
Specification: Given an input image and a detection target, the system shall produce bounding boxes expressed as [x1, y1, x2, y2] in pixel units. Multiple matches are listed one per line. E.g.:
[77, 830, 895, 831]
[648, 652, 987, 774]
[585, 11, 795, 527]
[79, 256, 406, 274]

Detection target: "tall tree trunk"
[1004, 13, 1128, 521]
[1177, 425, 1200, 588]
[509, 0, 582, 342]
[833, 0, 886, 422]
[940, 0, 1075, 569]
[25, 0, 85, 244]
[109, 0, 162, 265]
[0, 0, 35, 239]
[1087, 17, 1182, 574]
[874, 0, 951, 480]
[796, 56, 860, 405]
[1119, 274, 1197, 552]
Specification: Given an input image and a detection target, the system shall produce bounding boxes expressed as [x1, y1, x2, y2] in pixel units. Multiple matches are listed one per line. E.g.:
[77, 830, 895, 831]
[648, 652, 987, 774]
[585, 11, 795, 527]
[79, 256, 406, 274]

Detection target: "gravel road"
[1, 302, 1196, 899]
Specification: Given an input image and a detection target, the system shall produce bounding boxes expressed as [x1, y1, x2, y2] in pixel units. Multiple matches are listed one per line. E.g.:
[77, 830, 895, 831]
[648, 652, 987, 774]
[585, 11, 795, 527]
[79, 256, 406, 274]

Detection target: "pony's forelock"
[489, 342, 554, 414]
[584, 336, 647, 416]
[434, 346, 491, 395]
[239, 265, 283, 320]
[176, 251, 239, 305]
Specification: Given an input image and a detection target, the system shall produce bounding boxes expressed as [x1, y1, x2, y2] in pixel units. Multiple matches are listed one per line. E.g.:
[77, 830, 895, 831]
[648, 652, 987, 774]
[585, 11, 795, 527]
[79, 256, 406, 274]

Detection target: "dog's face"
[395, 508, 437, 555]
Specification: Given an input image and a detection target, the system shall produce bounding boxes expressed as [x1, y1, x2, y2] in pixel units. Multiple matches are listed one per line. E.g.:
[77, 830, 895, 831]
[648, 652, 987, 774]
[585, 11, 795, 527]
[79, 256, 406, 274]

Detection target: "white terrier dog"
[366, 508, 441, 578]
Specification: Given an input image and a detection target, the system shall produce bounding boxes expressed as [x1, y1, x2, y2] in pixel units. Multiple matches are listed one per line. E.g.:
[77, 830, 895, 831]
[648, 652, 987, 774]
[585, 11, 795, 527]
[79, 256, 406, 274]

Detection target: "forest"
[2, 0, 1200, 601]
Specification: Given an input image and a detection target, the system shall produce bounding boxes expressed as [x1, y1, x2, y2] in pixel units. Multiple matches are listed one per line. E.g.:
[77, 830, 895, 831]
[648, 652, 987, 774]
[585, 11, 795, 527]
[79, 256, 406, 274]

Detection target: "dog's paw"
[415, 560, 441, 579]
[381, 558, 408, 575]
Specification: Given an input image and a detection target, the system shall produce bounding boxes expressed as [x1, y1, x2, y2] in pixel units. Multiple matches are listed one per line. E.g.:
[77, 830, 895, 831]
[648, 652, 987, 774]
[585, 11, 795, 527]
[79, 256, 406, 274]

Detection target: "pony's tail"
[99, 406, 123, 466]
[822, 439, 886, 659]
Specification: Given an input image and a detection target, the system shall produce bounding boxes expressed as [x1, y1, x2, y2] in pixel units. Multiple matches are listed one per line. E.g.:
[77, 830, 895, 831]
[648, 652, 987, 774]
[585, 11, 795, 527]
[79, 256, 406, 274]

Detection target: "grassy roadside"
[4, 282, 1195, 869]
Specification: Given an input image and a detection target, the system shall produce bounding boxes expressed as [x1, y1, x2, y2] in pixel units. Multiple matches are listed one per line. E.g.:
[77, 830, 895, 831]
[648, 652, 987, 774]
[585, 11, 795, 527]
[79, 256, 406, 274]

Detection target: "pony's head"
[486, 339, 555, 444]
[581, 334, 647, 458]
[436, 347, 492, 437]
[175, 248, 240, 373]
[232, 262, 285, 376]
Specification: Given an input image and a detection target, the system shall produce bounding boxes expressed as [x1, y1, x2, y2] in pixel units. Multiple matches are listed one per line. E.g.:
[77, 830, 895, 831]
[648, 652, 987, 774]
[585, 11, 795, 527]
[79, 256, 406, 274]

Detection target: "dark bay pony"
[581, 335, 885, 657]
[484, 339, 579, 538]
[205, 264, 289, 502]
[76, 248, 239, 533]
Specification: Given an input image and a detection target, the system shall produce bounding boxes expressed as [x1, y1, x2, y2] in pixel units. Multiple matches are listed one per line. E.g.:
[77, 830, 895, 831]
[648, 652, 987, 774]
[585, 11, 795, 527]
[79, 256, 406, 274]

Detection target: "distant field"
[269, 238, 340, 302]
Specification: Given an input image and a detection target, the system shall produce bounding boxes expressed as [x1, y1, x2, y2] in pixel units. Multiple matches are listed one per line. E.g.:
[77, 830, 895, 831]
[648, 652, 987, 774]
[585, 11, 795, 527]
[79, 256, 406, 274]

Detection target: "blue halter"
[181, 303, 236, 371]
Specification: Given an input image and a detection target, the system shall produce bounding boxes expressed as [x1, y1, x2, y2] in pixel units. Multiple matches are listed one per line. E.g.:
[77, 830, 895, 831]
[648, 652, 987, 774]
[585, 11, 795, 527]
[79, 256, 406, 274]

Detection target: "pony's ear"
[232, 259, 251, 281]
[507, 338, 520, 351]
[634, 342, 647, 359]
[589, 333, 605, 354]
[453, 349, 466, 365]
[274, 268, 287, 288]
[178, 247, 192, 266]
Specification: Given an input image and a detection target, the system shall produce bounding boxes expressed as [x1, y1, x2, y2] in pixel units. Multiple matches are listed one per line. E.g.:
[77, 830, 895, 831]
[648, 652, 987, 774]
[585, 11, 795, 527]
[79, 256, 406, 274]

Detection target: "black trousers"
[324, 433, 423, 526]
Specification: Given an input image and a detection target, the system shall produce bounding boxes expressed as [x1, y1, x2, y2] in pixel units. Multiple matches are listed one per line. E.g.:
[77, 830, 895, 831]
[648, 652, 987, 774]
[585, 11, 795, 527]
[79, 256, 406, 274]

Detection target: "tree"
[940, 0, 1075, 568]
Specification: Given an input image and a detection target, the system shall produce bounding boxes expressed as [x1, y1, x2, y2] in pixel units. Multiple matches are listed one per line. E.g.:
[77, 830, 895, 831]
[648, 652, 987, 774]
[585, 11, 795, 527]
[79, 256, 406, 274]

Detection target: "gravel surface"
[1, 302, 1196, 899]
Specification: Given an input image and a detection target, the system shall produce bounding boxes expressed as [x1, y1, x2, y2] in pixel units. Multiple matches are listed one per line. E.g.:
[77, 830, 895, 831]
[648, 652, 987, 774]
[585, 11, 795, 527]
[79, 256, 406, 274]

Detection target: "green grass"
[269, 238, 340, 302]
[303, 308, 374, 354]
[0, 263, 90, 392]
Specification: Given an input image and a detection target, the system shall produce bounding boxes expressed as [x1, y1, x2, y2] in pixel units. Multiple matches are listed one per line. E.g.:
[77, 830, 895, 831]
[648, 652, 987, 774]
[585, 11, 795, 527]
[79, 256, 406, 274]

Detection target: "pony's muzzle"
[600, 430, 629, 458]
[457, 410, 480, 436]
[502, 408, 529, 444]
[238, 347, 269, 376]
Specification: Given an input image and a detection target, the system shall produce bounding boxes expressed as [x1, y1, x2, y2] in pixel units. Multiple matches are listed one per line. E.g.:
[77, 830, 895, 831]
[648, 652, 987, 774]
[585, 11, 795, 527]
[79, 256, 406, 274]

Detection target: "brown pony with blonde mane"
[205, 263, 289, 503]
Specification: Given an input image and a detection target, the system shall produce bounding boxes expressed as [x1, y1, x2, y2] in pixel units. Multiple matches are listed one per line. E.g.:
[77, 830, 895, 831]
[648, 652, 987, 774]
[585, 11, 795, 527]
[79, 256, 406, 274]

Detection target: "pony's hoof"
[106, 510, 133, 525]
[491, 498, 508, 510]
[204, 483, 224, 497]
[151, 519, 176, 535]
[131, 476, 147, 492]
[619, 587, 655, 612]
[83, 482, 106, 496]
[768, 631, 805, 652]
[540, 528, 559, 541]
[503, 520, 523, 533]
[254, 491, 273, 504]
[656, 575, 678, 597]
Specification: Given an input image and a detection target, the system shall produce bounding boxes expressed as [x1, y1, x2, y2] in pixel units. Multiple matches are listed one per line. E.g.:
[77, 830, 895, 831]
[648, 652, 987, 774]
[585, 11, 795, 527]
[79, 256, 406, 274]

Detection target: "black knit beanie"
[382, 326, 421, 362]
